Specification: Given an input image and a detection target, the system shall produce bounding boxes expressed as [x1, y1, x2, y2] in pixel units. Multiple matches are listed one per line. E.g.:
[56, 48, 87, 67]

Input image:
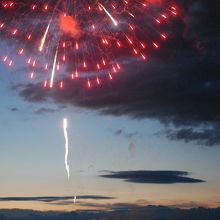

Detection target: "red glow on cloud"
[59, 14, 82, 39]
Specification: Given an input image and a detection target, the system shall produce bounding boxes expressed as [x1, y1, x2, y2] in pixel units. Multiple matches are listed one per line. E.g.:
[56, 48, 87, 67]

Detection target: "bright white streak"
[39, 23, 50, 52]
[99, 3, 118, 26]
[50, 47, 58, 88]
[63, 118, 70, 179]
[128, 11, 135, 18]
[73, 196, 77, 203]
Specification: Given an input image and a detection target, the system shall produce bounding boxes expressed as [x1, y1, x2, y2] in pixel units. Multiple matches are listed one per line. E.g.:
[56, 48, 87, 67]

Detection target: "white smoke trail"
[63, 118, 70, 179]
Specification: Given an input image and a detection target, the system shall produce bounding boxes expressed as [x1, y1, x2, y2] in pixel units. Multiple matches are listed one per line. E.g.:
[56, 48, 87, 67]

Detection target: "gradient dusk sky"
[0, 0, 219, 213]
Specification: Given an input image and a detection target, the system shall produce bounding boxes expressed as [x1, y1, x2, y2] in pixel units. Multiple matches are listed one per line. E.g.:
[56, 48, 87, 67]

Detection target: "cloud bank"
[0, 206, 220, 220]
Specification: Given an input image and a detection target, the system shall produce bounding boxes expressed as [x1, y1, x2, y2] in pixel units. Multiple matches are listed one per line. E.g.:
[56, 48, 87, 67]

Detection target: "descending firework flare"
[73, 195, 77, 204]
[63, 118, 70, 179]
[0, 0, 178, 88]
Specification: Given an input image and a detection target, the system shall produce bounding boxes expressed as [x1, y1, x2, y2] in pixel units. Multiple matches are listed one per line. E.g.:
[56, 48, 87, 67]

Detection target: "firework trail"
[39, 22, 51, 52]
[73, 196, 77, 204]
[50, 47, 58, 88]
[99, 3, 118, 26]
[0, 0, 178, 88]
[63, 118, 70, 179]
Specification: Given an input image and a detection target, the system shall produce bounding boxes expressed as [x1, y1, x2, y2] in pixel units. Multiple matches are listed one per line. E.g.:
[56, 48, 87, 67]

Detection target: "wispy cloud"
[165, 126, 220, 146]
[0, 195, 115, 203]
[34, 107, 58, 115]
[8, 107, 18, 112]
[113, 129, 138, 139]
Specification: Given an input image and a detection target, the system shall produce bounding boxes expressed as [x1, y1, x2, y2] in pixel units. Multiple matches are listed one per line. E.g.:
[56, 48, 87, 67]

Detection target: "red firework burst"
[0, 0, 178, 89]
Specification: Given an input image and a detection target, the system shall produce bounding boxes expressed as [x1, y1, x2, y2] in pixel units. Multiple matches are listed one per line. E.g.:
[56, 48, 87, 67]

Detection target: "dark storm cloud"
[0, 195, 114, 203]
[99, 170, 204, 184]
[14, 1, 220, 146]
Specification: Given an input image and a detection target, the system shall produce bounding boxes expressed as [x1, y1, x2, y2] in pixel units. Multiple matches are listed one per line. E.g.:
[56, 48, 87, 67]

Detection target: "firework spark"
[63, 118, 70, 179]
[0, 0, 178, 88]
